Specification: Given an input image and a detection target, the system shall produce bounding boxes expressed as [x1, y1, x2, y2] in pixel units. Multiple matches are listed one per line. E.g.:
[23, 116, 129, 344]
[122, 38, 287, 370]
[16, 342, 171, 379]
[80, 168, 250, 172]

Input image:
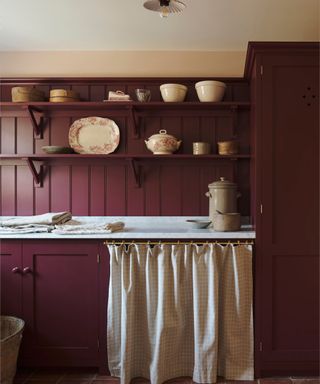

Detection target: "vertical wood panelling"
[199, 117, 216, 153]
[71, 85, 89, 101]
[181, 117, 200, 154]
[16, 166, 34, 215]
[200, 166, 216, 215]
[160, 165, 182, 215]
[1, 166, 16, 215]
[35, 117, 50, 153]
[17, 118, 34, 153]
[36, 85, 50, 101]
[90, 166, 106, 215]
[14, 118, 33, 221]
[90, 85, 105, 102]
[147, 84, 161, 102]
[182, 166, 200, 215]
[71, 166, 89, 215]
[238, 110, 250, 153]
[144, 164, 161, 216]
[216, 116, 233, 143]
[126, 116, 145, 154]
[127, 165, 145, 215]
[35, 165, 50, 214]
[1, 117, 16, 153]
[50, 166, 71, 212]
[217, 162, 235, 183]
[106, 165, 126, 215]
[51, 117, 71, 147]
[237, 162, 250, 216]
[0, 85, 12, 102]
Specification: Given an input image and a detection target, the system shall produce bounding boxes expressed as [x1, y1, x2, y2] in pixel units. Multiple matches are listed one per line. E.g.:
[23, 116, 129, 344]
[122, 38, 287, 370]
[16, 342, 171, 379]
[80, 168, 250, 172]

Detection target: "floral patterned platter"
[69, 117, 120, 154]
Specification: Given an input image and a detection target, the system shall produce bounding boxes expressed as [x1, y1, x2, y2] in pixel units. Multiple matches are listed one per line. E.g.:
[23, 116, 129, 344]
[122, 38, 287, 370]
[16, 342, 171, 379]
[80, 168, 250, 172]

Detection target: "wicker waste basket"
[0, 316, 25, 384]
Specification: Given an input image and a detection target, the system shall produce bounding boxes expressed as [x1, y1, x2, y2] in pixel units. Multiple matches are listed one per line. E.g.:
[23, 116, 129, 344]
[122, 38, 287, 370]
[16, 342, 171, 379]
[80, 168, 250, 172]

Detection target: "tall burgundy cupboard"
[245, 42, 319, 376]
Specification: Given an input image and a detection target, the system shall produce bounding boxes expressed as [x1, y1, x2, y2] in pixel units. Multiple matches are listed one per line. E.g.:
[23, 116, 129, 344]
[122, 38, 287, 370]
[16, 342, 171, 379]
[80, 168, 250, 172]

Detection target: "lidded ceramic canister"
[145, 130, 181, 155]
[205, 177, 240, 220]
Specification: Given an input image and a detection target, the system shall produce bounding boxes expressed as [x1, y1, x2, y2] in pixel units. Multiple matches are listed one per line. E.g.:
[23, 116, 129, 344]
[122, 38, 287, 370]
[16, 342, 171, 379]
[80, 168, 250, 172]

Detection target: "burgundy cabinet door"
[21, 241, 100, 367]
[258, 51, 319, 376]
[0, 241, 23, 317]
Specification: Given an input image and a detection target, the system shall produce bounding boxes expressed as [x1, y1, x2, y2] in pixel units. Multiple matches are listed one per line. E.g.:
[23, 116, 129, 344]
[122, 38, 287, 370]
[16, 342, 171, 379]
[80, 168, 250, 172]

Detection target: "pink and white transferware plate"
[69, 117, 120, 154]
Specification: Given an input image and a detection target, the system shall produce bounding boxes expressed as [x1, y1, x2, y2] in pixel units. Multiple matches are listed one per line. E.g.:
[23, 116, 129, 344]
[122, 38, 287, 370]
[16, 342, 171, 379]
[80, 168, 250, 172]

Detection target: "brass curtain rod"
[104, 240, 254, 246]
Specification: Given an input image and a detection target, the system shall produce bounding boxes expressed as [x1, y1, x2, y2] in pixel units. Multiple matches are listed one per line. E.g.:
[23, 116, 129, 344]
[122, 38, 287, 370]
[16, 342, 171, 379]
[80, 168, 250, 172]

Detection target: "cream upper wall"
[0, 51, 246, 78]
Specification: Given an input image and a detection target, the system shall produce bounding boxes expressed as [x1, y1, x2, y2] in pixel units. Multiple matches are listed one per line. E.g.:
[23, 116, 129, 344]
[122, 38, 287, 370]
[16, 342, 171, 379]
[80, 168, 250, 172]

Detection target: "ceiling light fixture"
[143, 0, 186, 18]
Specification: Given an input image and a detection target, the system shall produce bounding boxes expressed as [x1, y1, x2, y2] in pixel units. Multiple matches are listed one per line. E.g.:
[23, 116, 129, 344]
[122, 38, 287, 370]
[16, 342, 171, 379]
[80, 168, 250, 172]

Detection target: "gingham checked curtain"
[107, 243, 253, 384]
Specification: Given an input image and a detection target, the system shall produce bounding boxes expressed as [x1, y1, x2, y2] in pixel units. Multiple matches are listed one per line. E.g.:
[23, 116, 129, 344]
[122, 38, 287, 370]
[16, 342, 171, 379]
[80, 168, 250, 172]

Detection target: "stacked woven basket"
[11, 87, 80, 102]
[49, 89, 80, 102]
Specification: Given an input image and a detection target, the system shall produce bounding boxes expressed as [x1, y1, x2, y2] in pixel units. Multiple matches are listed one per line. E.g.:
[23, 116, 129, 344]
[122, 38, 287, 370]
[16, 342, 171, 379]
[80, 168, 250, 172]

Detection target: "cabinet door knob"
[22, 267, 32, 274]
[12, 267, 21, 274]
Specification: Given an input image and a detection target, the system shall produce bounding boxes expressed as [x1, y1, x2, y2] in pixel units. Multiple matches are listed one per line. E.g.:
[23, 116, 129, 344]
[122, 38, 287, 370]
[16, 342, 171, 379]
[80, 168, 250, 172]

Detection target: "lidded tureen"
[145, 130, 181, 155]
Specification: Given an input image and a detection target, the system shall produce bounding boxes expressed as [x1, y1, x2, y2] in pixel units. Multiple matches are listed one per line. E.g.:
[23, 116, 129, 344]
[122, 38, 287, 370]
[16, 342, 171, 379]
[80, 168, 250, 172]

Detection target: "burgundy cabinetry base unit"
[0, 240, 109, 370]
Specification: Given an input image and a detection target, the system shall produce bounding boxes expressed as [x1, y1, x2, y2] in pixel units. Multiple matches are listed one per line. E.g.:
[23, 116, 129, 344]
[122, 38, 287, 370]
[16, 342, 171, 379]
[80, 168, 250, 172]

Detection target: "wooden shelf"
[0, 153, 251, 160]
[0, 153, 250, 188]
[0, 96, 250, 188]
[0, 101, 251, 112]
[0, 101, 250, 140]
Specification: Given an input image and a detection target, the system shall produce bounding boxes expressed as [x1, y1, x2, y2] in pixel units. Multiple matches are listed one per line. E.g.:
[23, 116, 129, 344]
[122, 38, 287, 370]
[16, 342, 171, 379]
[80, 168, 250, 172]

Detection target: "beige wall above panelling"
[0, 51, 246, 77]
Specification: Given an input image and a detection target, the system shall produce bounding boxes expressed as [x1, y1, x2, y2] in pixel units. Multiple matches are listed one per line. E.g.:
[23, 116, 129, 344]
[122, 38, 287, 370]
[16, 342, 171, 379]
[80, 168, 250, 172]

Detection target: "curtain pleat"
[107, 243, 253, 384]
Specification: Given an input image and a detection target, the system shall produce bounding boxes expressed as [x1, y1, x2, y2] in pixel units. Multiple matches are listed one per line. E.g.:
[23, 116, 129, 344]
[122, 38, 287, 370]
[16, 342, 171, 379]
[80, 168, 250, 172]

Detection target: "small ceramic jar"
[193, 142, 210, 155]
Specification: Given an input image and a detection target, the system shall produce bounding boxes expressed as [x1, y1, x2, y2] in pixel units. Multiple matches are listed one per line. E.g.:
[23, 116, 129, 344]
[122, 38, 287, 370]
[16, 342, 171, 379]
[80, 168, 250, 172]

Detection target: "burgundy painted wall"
[0, 78, 250, 217]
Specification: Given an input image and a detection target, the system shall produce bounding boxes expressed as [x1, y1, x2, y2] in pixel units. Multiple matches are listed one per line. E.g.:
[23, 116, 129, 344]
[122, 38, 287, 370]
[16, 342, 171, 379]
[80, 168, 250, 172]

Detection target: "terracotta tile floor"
[12, 368, 320, 384]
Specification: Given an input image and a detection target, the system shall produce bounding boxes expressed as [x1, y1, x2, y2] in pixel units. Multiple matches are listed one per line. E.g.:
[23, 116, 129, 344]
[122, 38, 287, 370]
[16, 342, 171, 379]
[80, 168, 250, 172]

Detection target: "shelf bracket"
[27, 105, 44, 139]
[230, 105, 238, 138]
[128, 106, 140, 139]
[127, 158, 141, 188]
[23, 157, 43, 188]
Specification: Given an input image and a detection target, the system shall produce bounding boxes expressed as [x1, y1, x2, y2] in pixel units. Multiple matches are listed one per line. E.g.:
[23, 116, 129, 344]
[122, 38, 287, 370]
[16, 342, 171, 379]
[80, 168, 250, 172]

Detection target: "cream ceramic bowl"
[195, 80, 226, 102]
[160, 83, 188, 102]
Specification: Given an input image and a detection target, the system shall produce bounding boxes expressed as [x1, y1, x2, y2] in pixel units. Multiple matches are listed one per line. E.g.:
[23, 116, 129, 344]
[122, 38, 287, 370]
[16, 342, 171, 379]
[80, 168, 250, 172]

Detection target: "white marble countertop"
[0, 216, 255, 240]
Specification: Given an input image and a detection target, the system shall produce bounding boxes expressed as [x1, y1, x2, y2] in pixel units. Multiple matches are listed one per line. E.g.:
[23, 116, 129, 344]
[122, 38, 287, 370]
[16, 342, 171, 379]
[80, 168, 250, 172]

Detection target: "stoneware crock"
[205, 177, 240, 220]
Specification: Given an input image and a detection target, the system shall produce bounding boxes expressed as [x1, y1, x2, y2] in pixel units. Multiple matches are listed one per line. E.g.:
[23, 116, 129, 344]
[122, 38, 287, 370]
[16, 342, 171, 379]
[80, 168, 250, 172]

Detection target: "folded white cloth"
[0, 224, 51, 234]
[0, 212, 72, 226]
[52, 221, 125, 235]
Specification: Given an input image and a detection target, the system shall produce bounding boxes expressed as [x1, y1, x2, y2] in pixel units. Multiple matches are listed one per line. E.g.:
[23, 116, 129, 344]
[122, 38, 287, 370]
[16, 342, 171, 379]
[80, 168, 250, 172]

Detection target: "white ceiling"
[0, 0, 318, 51]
